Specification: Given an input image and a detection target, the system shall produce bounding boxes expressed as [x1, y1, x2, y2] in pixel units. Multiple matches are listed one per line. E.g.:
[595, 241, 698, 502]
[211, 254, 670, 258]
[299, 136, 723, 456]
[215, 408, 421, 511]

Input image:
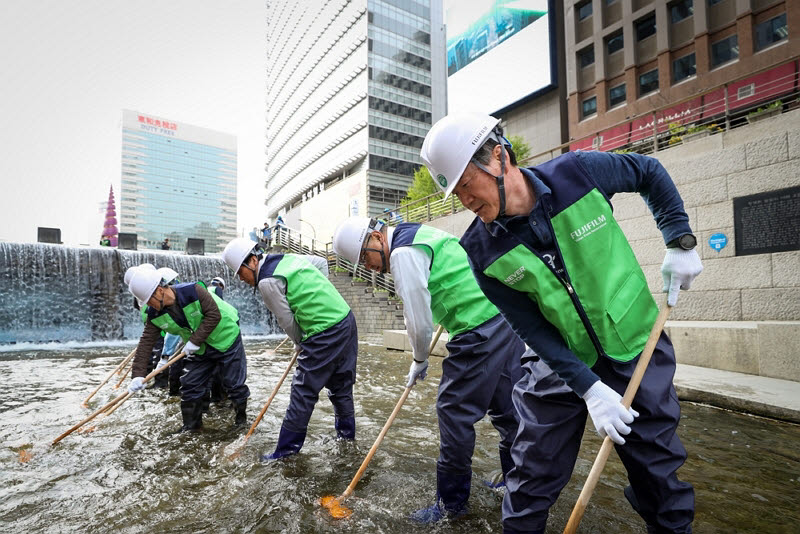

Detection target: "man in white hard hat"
[333, 217, 525, 522]
[209, 276, 225, 299]
[127, 268, 250, 432]
[222, 238, 358, 459]
[421, 112, 700, 534]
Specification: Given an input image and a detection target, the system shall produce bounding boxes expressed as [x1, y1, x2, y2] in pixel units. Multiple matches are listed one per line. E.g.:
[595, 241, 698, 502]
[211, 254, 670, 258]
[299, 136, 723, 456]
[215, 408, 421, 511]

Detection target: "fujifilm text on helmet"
[471, 125, 489, 145]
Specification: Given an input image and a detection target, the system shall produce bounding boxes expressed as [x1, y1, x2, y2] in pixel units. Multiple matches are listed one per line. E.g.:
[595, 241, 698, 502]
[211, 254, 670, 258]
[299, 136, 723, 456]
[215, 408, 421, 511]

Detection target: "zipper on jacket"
[542, 201, 607, 361]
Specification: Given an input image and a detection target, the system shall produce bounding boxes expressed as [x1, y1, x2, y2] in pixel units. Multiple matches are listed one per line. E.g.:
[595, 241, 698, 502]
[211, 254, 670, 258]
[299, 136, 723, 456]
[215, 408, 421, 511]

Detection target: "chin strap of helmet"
[360, 219, 389, 274]
[469, 127, 508, 217]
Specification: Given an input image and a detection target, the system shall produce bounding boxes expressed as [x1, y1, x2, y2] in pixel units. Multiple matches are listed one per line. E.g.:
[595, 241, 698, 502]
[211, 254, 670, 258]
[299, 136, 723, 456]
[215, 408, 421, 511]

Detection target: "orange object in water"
[19, 449, 32, 463]
[319, 496, 352, 519]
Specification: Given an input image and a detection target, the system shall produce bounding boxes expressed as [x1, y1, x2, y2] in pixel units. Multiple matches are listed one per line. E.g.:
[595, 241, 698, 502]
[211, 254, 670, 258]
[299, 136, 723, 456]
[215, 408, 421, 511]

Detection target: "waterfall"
[0, 243, 278, 344]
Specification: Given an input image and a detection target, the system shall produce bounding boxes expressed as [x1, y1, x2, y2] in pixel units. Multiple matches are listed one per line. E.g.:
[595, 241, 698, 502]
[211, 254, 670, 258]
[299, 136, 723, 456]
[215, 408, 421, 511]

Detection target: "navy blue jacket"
[460, 151, 692, 395]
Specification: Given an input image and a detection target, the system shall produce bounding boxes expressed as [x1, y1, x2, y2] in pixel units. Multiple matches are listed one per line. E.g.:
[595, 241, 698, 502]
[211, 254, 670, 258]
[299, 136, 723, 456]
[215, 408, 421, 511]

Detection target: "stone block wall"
[328, 271, 406, 339]
[616, 109, 800, 322]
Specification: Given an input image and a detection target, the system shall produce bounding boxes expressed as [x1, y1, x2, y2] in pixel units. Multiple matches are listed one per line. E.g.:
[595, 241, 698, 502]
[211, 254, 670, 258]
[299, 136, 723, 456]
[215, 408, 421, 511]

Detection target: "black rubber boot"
[233, 400, 247, 427]
[200, 390, 211, 414]
[210, 374, 227, 403]
[179, 400, 204, 433]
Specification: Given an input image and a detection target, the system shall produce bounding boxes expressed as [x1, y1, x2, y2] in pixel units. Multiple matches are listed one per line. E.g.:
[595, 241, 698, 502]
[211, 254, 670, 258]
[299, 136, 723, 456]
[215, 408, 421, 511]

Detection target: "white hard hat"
[123, 266, 139, 285]
[332, 217, 383, 265]
[420, 112, 501, 198]
[156, 267, 179, 285]
[123, 263, 156, 285]
[222, 237, 259, 274]
[211, 276, 225, 289]
[128, 269, 163, 307]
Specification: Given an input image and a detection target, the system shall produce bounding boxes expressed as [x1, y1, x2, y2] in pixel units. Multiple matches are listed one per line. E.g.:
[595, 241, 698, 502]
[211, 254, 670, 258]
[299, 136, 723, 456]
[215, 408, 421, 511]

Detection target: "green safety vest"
[259, 254, 351, 341]
[478, 174, 657, 367]
[391, 223, 499, 336]
[145, 282, 240, 354]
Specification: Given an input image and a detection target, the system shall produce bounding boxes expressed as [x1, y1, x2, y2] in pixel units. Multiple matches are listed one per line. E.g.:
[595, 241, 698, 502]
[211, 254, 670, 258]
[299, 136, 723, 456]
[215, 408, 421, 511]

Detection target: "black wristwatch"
[667, 233, 697, 250]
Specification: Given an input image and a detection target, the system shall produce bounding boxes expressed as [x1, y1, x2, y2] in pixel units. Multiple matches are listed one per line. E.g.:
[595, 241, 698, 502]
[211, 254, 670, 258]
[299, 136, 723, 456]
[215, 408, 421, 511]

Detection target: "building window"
[609, 84, 626, 107]
[711, 35, 738, 67]
[754, 13, 788, 51]
[639, 69, 659, 95]
[578, 46, 595, 68]
[708, 0, 724, 5]
[606, 32, 624, 55]
[670, 0, 693, 23]
[636, 14, 656, 41]
[582, 96, 597, 118]
[577, 1, 592, 21]
[673, 53, 696, 83]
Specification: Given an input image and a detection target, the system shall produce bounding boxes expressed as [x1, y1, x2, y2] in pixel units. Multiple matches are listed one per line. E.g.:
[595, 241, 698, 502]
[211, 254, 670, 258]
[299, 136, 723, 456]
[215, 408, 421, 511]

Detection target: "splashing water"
[1, 340, 799, 533]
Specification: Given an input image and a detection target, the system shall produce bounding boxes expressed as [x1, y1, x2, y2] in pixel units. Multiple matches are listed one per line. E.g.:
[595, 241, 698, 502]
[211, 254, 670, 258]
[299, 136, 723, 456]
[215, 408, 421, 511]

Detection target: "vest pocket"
[606, 271, 649, 354]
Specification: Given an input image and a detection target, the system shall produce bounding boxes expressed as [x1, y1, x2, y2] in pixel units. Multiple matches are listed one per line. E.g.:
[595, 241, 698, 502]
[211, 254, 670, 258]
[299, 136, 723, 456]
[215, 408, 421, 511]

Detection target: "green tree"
[401, 165, 442, 204]
[507, 134, 531, 165]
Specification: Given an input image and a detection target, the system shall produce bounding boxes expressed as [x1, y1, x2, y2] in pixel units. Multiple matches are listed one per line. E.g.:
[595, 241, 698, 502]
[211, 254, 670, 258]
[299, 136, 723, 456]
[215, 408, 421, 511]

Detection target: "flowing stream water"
[1, 340, 799, 533]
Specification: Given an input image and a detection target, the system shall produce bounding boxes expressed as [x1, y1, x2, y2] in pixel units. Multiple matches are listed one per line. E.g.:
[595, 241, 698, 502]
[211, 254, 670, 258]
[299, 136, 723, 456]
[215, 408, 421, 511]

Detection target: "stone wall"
[328, 270, 406, 341]
[615, 108, 800, 323]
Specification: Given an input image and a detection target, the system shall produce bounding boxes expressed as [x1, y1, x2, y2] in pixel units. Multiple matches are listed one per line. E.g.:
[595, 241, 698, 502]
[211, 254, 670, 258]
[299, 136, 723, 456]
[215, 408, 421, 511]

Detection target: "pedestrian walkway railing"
[269, 223, 397, 295]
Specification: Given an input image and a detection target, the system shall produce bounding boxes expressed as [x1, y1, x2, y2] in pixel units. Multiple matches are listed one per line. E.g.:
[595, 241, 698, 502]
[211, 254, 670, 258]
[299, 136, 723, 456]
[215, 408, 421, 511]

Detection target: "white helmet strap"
[470, 128, 508, 217]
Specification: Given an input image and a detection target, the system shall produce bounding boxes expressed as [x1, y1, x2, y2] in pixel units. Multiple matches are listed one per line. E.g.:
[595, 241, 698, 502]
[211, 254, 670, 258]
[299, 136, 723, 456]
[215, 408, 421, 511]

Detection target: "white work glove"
[661, 248, 703, 307]
[155, 357, 168, 371]
[128, 377, 146, 394]
[184, 341, 201, 356]
[406, 359, 428, 388]
[582, 381, 639, 445]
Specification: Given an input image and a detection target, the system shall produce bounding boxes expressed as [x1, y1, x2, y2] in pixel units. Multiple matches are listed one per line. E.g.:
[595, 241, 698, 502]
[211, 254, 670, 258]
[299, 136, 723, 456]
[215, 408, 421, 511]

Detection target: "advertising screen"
[446, 0, 553, 115]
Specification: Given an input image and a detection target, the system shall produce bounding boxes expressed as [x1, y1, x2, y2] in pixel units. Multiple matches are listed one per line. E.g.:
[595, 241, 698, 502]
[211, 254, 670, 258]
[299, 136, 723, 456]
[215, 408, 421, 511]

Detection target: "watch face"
[679, 234, 697, 249]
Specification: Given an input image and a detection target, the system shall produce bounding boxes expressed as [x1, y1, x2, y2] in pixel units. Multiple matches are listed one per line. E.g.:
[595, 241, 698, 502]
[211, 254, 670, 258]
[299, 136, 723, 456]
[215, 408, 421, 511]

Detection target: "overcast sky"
[0, 1, 266, 246]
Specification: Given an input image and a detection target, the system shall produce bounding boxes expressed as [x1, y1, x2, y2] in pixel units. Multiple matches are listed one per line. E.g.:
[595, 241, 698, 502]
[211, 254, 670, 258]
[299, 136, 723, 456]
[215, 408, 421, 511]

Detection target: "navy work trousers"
[282, 311, 358, 434]
[503, 332, 694, 534]
[437, 314, 525, 476]
[180, 335, 249, 404]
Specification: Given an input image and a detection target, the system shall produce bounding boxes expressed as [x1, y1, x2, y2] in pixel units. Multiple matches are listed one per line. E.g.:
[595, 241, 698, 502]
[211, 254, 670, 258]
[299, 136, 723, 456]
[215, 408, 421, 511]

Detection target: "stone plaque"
[733, 185, 800, 256]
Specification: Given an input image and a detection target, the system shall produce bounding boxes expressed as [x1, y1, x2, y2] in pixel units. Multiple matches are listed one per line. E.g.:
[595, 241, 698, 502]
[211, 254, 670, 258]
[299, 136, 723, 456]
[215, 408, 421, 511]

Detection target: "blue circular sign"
[709, 233, 728, 251]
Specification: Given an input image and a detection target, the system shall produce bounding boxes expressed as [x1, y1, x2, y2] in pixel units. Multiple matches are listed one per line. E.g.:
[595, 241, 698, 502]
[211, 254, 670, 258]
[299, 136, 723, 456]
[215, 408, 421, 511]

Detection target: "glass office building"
[119, 110, 237, 253]
[265, 0, 445, 237]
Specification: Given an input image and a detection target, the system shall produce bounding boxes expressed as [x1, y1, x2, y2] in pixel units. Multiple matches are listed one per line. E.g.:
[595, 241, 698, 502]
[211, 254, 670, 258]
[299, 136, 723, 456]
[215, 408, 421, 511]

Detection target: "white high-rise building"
[265, 0, 446, 241]
[120, 110, 237, 252]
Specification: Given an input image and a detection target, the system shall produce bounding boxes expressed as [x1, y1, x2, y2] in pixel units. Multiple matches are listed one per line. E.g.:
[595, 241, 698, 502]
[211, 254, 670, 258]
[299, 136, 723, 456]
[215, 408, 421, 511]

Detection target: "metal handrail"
[270, 224, 398, 295]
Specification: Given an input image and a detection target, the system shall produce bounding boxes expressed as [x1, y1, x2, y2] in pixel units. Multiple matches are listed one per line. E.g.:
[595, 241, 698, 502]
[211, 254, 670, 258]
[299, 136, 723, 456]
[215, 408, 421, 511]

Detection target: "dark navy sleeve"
[573, 151, 693, 244]
[468, 256, 600, 396]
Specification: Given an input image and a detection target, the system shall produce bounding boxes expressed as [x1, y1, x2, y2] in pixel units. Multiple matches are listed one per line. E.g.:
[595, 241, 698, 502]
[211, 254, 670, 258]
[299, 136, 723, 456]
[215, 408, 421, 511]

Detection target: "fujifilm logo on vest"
[570, 214, 607, 242]
[504, 266, 526, 285]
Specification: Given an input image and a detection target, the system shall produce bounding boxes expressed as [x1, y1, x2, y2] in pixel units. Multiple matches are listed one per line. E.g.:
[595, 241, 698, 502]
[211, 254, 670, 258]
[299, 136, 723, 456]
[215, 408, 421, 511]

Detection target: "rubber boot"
[233, 399, 247, 427]
[260, 426, 306, 461]
[410, 467, 471, 523]
[200, 390, 211, 414]
[210, 372, 226, 403]
[153, 368, 169, 389]
[168, 362, 182, 397]
[624, 486, 663, 534]
[179, 400, 204, 433]
[334, 415, 355, 440]
[487, 445, 515, 488]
